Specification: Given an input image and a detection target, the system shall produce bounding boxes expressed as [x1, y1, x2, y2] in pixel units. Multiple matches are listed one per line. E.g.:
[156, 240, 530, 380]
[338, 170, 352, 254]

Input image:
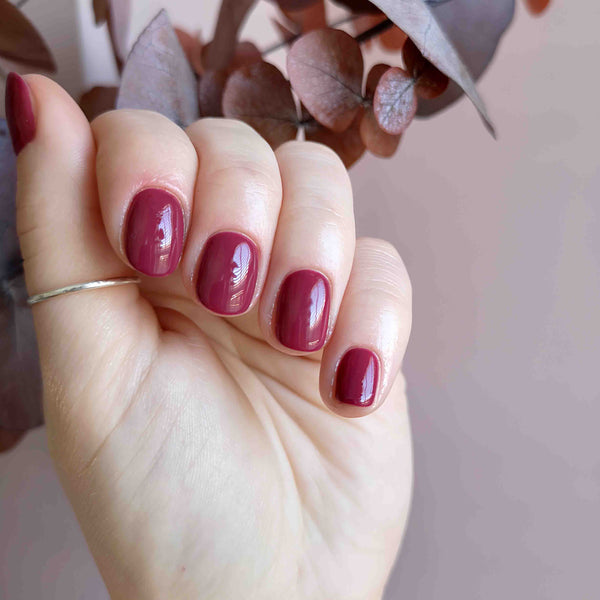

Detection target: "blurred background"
[1, 0, 599, 598]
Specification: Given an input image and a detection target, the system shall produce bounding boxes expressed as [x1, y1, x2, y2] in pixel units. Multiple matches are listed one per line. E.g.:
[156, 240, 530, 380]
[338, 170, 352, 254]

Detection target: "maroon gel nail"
[275, 270, 330, 352]
[5, 73, 36, 155]
[335, 348, 379, 407]
[196, 232, 258, 315]
[125, 188, 184, 277]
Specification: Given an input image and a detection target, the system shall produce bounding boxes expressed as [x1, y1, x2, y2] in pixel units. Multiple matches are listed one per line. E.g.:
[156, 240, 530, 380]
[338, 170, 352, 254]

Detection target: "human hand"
[7, 73, 413, 600]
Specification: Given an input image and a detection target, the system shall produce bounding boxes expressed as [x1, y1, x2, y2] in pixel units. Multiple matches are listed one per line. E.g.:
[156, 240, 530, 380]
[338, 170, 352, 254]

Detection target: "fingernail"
[5, 73, 36, 155]
[196, 231, 258, 315]
[275, 270, 330, 352]
[125, 188, 184, 277]
[335, 348, 379, 407]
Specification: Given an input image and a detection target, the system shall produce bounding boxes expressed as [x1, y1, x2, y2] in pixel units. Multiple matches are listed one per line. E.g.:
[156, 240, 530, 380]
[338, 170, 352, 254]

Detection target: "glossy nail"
[275, 270, 330, 352]
[196, 232, 258, 315]
[125, 188, 184, 277]
[5, 73, 36, 155]
[335, 348, 379, 407]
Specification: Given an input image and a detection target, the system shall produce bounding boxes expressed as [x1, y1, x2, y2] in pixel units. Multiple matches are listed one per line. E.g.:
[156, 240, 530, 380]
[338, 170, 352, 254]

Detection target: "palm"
[52, 276, 411, 600]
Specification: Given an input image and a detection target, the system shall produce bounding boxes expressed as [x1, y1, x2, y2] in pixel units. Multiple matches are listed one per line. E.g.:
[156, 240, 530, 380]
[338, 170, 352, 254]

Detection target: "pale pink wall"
[1, 0, 599, 598]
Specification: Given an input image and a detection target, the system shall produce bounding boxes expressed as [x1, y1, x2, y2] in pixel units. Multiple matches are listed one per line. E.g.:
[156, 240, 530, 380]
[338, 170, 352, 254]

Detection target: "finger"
[260, 140, 355, 354]
[92, 109, 198, 277]
[181, 118, 282, 316]
[8, 74, 157, 423]
[320, 237, 412, 417]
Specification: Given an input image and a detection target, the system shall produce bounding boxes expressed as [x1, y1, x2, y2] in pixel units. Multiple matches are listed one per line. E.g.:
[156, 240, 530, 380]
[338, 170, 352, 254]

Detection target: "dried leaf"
[330, 0, 381, 14]
[117, 10, 199, 128]
[223, 61, 298, 148]
[0, 119, 43, 433]
[524, 0, 550, 15]
[0, 0, 56, 71]
[365, 62, 389, 98]
[403, 38, 449, 100]
[373, 66, 417, 135]
[360, 108, 401, 157]
[368, 0, 497, 134]
[175, 27, 204, 75]
[203, 0, 257, 70]
[304, 110, 366, 168]
[93, 0, 131, 69]
[198, 70, 228, 117]
[379, 25, 407, 51]
[230, 41, 262, 71]
[272, 18, 298, 46]
[352, 13, 385, 49]
[281, 0, 327, 32]
[79, 86, 118, 121]
[274, 0, 321, 10]
[416, 0, 515, 118]
[288, 29, 364, 133]
[0, 428, 26, 453]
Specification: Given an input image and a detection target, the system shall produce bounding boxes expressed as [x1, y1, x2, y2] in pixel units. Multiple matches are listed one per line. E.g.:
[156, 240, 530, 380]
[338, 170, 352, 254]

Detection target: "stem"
[354, 18, 393, 44]
[262, 13, 361, 56]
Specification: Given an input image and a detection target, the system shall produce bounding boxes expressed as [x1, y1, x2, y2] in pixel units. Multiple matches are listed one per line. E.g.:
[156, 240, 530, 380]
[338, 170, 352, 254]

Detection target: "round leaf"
[359, 108, 401, 157]
[373, 67, 417, 135]
[288, 29, 364, 132]
[223, 61, 299, 148]
[403, 39, 449, 100]
[198, 70, 228, 117]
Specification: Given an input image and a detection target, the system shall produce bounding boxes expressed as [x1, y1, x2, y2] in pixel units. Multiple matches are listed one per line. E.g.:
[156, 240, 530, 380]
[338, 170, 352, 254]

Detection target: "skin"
[15, 75, 413, 600]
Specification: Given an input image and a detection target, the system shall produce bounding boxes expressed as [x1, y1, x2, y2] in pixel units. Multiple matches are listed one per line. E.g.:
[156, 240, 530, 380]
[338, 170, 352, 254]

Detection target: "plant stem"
[354, 18, 393, 44]
[262, 13, 360, 56]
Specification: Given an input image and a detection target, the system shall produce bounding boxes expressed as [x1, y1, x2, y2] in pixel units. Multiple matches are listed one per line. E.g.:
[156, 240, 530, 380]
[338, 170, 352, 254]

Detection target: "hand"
[8, 73, 413, 600]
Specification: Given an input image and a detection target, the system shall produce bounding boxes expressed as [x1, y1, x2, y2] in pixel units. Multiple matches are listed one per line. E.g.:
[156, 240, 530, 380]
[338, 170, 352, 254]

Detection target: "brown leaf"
[79, 86, 118, 121]
[203, 0, 257, 70]
[330, 0, 380, 14]
[403, 38, 449, 100]
[379, 25, 407, 51]
[272, 18, 298, 46]
[352, 13, 385, 49]
[223, 61, 298, 148]
[288, 29, 364, 133]
[0, 428, 26, 453]
[92, 0, 108, 24]
[281, 0, 326, 32]
[365, 62, 390, 98]
[198, 70, 228, 117]
[373, 66, 417, 135]
[175, 27, 204, 75]
[360, 107, 400, 157]
[524, 0, 551, 15]
[230, 41, 262, 71]
[0, 0, 56, 71]
[304, 110, 366, 168]
[274, 0, 321, 10]
[117, 10, 199, 128]
[368, 0, 495, 134]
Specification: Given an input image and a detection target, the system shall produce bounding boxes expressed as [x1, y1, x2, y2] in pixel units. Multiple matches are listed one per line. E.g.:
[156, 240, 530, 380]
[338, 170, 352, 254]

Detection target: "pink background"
[1, 0, 599, 598]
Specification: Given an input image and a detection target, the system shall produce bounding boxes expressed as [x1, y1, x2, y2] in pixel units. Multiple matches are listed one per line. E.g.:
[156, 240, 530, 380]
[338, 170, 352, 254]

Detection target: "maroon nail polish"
[196, 232, 258, 315]
[275, 270, 330, 352]
[125, 188, 184, 277]
[5, 73, 36, 155]
[335, 348, 379, 407]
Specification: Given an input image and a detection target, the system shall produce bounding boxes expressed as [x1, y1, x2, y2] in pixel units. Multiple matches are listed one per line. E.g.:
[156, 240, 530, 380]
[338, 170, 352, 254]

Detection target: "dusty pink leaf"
[223, 61, 298, 148]
[175, 27, 204, 75]
[360, 107, 401, 157]
[79, 86, 118, 121]
[0, 429, 26, 453]
[0, 0, 56, 71]
[373, 66, 417, 135]
[403, 38, 449, 99]
[417, 0, 514, 118]
[288, 29, 364, 133]
[203, 0, 257, 70]
[117, 10, 199, 127]
[367, 0, 496, 134]
[304, 110, 366, 168]
[198, 70, 228, 117]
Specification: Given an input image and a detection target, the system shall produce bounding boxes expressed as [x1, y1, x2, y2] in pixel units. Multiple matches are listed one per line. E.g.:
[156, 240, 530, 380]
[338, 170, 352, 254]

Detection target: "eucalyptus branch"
[354, 18, 393, 44]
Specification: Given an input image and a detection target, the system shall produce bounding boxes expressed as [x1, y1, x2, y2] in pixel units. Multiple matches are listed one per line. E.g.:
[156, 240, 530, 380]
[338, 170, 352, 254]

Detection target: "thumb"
[6, 74, 156, 441]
